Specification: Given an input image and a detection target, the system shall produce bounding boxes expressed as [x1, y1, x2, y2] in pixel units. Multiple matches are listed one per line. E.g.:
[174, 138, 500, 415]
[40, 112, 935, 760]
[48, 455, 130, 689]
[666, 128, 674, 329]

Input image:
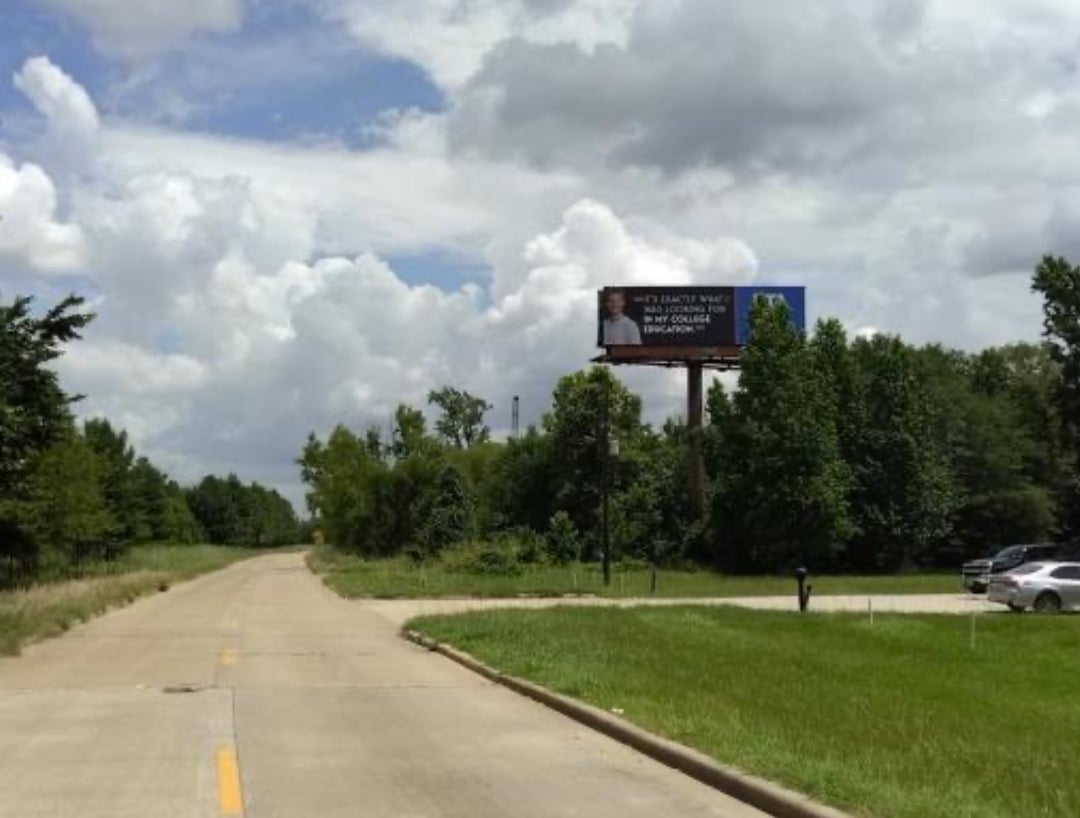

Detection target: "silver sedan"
[987, 562, 1080, 613]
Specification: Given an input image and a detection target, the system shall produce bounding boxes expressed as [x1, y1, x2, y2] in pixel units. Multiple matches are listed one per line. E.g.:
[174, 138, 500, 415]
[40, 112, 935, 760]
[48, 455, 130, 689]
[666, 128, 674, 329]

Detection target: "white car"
[986, 562, 1080, 613]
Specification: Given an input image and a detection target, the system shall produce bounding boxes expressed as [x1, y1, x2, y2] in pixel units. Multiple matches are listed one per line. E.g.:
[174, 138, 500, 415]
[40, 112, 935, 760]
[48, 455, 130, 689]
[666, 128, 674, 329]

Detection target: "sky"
[1, 0, 1074, 509]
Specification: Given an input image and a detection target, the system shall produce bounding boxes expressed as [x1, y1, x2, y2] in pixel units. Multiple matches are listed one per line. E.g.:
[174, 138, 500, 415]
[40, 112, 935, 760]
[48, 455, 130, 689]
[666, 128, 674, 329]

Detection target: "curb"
[404, 629, 852, 818]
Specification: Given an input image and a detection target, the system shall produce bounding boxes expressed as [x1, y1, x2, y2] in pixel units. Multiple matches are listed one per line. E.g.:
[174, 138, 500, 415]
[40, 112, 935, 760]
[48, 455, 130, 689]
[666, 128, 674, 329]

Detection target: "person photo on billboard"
[602, 289, 642, 345]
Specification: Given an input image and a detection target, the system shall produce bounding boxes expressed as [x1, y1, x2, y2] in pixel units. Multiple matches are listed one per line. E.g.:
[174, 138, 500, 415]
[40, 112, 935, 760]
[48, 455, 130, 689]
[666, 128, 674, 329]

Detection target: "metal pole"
[601, 374, 611, 587]
[512, 395, 520, 438]
[687, 363, 707, 522]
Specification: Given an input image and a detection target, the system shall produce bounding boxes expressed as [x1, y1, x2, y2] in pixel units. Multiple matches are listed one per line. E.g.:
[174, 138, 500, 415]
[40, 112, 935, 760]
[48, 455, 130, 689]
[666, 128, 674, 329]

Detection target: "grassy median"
[0, 544, 258, 655]
[413, 606, 1079, 818]
[309, 547, 958, 599]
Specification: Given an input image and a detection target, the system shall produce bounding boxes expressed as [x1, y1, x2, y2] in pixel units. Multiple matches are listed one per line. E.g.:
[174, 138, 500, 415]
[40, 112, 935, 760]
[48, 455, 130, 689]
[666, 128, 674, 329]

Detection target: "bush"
[546, 511, 581, 564]
[439, 530, 549, 576]
[441, 540, 525, 576]
[498, 527, 546, 564]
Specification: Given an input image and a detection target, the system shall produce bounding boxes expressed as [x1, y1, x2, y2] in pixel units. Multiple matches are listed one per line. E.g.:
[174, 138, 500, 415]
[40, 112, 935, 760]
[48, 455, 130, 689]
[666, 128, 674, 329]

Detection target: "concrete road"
[370, 591, 996, 627]
[0, 553, 768, 818]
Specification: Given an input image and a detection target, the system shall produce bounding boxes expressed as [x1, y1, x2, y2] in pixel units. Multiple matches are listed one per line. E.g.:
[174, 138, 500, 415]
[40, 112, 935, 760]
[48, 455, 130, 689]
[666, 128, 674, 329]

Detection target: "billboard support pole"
[600, 373, 612, 587]
[687, 362, 707, 523]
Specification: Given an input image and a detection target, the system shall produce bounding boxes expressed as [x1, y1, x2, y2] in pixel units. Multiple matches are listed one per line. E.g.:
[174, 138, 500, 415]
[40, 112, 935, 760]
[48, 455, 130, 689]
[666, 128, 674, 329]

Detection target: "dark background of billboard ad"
[598, 287, 736, 347]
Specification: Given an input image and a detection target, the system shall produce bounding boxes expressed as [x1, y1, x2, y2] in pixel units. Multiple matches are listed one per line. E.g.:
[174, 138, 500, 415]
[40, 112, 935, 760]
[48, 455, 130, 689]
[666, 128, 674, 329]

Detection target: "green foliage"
[486, 429, 556, 533]
[542, 367, 645, 546]
[304, 258, 1080, 574]
[428, 386, 492, 448]
[25, 430, 116, 569]
[440, 539, 527, 576]
[845, 336, 957, 571]
[392, 404, 431, 460]
[0, 294, 93, 497]
[414, 463, 469, 558]
[0, 294, 94, 577]
[709, 299, 853, 572]
[1032, 256, 1080, 535]
[186, 474, 298, 547]
[546, 511, 581, 564]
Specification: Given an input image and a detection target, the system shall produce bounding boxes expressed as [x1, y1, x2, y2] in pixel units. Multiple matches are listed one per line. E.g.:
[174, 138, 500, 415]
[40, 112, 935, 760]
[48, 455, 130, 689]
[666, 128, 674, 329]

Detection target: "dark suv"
[961, 544, 1063, 593]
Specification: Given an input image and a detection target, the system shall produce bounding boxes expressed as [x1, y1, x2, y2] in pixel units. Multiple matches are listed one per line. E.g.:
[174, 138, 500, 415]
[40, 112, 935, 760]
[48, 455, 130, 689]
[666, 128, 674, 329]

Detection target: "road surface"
[0, 552, 768, 818]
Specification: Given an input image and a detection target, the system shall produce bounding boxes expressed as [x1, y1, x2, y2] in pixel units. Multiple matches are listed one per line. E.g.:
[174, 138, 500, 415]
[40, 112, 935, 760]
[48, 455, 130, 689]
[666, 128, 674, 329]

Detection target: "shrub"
[441, 540, 525, 576]
[498, 527, 546, 564]
[545, 511, 580, 564]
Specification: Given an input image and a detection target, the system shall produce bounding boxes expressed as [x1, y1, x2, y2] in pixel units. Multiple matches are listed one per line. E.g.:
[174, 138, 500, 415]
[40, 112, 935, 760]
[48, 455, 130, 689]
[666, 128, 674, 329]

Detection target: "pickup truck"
[961, 543, 1062, 593]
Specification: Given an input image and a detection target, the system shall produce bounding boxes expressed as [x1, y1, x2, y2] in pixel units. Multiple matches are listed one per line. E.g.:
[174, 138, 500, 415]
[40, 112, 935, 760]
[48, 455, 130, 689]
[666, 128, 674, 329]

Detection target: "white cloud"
[13, 56, 100, 140]
[32, 0, 242, 58]
[56, 186, 752, 500]
[7, 33, 1058, 503]
[0, 155, 86, 273]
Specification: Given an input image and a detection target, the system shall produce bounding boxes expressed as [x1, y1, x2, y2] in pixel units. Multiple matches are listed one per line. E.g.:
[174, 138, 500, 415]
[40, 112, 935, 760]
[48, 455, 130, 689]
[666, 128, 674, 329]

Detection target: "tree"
[84, 418, 138, 545]
[392, 404, 432, 460]
[298, 427, 384, 553]
[0, 294, 92, 496]
[414, 463, 469, 559]
[931, 345, 1056, 559]
[0, 294, 93, 579]
[1032, 256, 1080, 536]
[845, 337, 957, 571]
[25, 430, 115, 570]
[428, 387, 492, 448]
[708, 298, 853, 572]
[487, 428, 557, 534]
[542, 367, 644, 547]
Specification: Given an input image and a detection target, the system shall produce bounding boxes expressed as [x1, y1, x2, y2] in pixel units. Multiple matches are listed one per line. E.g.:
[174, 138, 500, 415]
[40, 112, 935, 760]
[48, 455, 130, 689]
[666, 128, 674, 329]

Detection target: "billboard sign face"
[597, 285, 805, 349]
[733, 286, 806, 346]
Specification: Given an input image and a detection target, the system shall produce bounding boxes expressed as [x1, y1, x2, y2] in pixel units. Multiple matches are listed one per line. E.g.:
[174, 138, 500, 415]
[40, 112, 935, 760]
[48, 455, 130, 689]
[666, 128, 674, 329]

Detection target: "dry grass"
[0, 545, 257, 655]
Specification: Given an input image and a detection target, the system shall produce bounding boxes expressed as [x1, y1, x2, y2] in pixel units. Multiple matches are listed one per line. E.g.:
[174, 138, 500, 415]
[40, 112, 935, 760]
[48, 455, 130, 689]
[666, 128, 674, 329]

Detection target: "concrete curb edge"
[403, 628, 852, 818]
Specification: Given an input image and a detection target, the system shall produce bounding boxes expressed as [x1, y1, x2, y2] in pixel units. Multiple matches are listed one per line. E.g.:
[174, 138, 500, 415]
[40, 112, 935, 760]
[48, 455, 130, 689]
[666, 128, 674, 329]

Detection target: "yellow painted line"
[220, 648, 237, 666]
[217, 746, 244, 815]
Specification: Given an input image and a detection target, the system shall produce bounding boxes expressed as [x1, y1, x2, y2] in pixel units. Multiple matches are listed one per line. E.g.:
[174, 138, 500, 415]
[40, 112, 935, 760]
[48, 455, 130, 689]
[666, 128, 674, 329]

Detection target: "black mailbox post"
[795, 566, 812, 612]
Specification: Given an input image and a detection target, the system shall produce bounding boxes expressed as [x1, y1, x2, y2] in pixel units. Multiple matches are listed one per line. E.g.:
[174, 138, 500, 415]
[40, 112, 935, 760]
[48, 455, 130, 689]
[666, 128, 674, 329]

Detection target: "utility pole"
[511, 395, 520, 438]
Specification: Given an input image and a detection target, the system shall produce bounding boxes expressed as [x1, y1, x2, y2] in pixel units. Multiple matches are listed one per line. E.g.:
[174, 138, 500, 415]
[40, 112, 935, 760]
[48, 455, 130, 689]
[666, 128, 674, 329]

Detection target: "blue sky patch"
[1, 0, 444, 150]
[385, 250, 490, 292]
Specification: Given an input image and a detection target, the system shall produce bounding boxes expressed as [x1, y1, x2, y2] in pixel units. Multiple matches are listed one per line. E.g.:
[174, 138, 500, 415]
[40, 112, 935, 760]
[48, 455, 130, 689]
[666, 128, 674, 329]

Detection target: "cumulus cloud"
[449, 0, 1020, 176]
[7, 35, 1057, 503]
[56, 186, 755, 498]
[31, 0, 242, 58]
[325, 0, 635, 89]
[0, 155, 86, 273]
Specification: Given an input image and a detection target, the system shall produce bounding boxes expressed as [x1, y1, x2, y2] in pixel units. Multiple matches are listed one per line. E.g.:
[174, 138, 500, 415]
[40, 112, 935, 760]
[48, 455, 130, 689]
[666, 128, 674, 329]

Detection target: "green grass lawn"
[0, 544, 261, 655]
[413, 606, 1080, 818]
[308, 547, 959, 599]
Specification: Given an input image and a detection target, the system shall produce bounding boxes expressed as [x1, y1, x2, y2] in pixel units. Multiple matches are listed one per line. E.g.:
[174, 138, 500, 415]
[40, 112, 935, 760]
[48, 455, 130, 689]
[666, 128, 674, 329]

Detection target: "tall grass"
[0, 544, 255, 655]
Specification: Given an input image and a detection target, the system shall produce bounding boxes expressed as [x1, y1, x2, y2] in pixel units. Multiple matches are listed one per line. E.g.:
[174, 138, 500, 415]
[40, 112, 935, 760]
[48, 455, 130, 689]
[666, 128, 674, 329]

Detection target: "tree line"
[0, 295, 299, 586]
[302, 258, 1080, 574]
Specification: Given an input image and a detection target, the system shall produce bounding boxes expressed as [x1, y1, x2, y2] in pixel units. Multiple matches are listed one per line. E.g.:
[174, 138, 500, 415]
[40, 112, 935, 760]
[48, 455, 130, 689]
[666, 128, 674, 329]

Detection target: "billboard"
[597, 286, 805, 349]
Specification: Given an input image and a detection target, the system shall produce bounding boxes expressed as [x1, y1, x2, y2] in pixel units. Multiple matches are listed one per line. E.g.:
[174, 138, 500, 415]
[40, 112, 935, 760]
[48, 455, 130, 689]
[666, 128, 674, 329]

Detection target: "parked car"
[987, 562, 1080, 613]
[961, 543, 1062, 593]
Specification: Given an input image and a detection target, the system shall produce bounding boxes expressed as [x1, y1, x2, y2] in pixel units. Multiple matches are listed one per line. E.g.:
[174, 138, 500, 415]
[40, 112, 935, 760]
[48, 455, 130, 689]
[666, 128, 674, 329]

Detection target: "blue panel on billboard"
[734, 286, 806, 345]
